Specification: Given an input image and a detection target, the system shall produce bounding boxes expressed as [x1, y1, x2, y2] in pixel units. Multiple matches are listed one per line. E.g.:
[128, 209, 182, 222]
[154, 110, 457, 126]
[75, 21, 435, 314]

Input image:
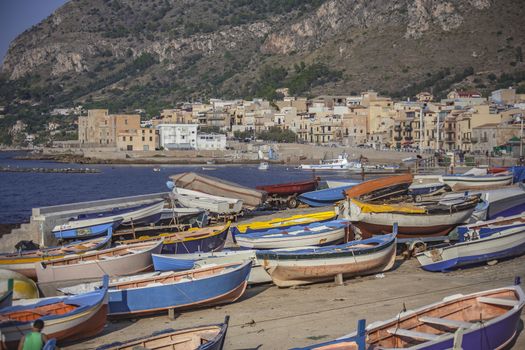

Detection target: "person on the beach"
[18, 319, 48, 350]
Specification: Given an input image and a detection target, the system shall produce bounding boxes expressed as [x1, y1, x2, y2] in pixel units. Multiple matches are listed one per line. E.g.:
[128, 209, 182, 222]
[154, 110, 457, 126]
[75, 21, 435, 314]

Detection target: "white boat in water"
[298, 154, 362, 171]
[258, 162, 269, 170]
[172, 187, 243, 214]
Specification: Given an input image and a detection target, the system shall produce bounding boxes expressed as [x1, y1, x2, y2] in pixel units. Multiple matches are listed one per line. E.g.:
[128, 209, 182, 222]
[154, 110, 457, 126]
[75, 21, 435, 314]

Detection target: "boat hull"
[256, 179, 318, 196]
[175, 188, 243, 214]
[299, 185, 357, 207]
[258, 235, 396, 287]
[53, 220, 121, 240]
[107, 262, 251, 317]
[442, 174, 513, 190]
[232, 211, 336, 235]
[161, 225, 229, 254]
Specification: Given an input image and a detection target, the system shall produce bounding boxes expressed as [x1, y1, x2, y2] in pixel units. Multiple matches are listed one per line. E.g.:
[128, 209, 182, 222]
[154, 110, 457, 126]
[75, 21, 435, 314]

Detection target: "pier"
[0, 166, 100, 174]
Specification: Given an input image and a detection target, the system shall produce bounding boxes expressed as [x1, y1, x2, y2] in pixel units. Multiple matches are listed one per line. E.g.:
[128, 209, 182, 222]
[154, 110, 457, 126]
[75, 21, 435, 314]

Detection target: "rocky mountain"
[1, 0, 524, 117]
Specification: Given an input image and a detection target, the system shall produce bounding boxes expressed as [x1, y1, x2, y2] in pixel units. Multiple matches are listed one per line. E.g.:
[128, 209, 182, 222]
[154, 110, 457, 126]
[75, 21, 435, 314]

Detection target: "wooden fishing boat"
[442, 173, 513, 190]
[52, 200, 165, 239]
[326, 180, 359, 189]
[100, 316, 229, 350]
[0, 276, 109, 349]
[296, 284, 525, 350]
[0, 280, 13, 309]
[298, 183, 359, 207]
[35, 240, 163, 295]
[346, 194, 480, 239]
[345, 174, 413, 201]
[256, 232, 396, 287]
[169, 172, 266, 209]
[117, 223, 230, 254]
[479, 184, 525, 219]
[233, 220, 350, 249]
[417, 214, 525, 272]
[232, 211, 336, 235]
[152, 249, 271, 284]
[256, 179, 319, 197]
[0, 270, 39, 300]
[0, 232, 113, 279]
[62, 262, 251, 318]
[173, 187, 243, 214]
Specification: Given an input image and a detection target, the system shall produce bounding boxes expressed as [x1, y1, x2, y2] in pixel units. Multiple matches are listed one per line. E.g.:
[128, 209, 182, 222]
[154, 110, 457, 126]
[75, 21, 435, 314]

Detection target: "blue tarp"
[511, 166, 525, 183]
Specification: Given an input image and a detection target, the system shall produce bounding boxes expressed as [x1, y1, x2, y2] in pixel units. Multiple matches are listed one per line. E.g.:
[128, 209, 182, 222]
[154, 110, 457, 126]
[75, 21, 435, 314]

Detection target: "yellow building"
[116, 128, 158, 151]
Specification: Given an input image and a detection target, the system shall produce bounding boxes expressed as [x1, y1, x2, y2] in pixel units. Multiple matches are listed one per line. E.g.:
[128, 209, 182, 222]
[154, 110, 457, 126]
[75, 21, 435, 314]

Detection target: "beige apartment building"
[116, 128, 158, 151]
[79, 109, 140, 146]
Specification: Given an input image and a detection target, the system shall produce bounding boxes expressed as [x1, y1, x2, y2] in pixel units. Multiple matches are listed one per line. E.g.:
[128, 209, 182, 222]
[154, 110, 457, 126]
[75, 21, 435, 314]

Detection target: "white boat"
[173, 187, 243, 214]
[152, 250, 271, 284]
[298, 154, 362, 171]
[417, 214, 525, 272]
[325, 180, 360, 189]
[258, 162, 269, 170]
[442, 172, 513, 190]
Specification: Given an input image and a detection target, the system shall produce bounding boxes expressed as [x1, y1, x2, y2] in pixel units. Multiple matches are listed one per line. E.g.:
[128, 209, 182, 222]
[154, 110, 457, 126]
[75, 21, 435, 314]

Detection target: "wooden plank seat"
[477, 297, 519, 307]
[419, 316, 474, 329]
[387, 328, 441, 341]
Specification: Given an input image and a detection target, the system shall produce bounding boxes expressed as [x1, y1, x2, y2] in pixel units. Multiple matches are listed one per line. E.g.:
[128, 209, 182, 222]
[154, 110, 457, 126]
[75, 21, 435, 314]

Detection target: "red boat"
[256, 178, 319, 196]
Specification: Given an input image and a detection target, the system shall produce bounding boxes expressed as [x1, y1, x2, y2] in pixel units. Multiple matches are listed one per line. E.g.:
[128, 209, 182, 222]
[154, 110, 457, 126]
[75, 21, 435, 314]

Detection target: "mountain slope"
[1, 0, 524, 117]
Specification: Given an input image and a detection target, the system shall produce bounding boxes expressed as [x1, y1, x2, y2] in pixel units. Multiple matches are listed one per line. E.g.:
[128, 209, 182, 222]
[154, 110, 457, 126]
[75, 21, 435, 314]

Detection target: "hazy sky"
[0, 0, 68, 64]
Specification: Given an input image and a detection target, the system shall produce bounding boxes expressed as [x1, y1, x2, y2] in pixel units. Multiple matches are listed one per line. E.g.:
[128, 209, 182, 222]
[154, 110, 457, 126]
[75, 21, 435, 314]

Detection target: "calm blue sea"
[0, 151, 364, 224]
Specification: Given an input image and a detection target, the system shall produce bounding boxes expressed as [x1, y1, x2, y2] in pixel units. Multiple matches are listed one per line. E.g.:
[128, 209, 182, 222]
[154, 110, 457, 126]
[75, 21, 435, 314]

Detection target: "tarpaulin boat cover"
[169, 172, 267, 209]
[351, 199, 426, 214]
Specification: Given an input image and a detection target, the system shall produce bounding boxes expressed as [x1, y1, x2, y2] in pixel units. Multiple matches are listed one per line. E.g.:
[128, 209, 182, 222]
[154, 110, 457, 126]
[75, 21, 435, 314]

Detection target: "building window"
[125, 119, 128, 125]
[142, 137, 145, 141]
[130, 136, 133, 141]
[142, 129, 145, 134]
[123, 136, 126, 141]
[149, 136, 153, 141]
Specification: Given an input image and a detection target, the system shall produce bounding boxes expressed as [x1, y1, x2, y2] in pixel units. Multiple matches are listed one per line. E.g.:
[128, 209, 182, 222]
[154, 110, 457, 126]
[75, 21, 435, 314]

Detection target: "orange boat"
[345, 174, 413, 201]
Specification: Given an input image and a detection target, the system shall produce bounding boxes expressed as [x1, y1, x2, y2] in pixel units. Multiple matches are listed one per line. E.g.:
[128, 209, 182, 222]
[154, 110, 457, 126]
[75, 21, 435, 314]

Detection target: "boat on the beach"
[51, 200, 165, 239]
[152, 249, 271, 284]
[232, 210, 336, 235]
[172, 187, 243, 214]
[169, 172, 266, 209]
[298, 183, 359, 207]
[99, 316, 229, 350]
[256, 179, 319, 197]
[0, 276, 109, 349]
[63, 262, 251, 318]
[0, 282, 12, 309]
[0, 270, 39, 300]
[35, 240, 163, 293]
[346, 194, 480, 238]
[233, 219, 350, 249]
[295, 283, 525, 350]
[157, 206, 207, 225]
[0, 232, 113, 279]
[258, 162, 269, 170]
[256, 231, 396, 287]
[345, 174, 414, 201]
[479, 184, 525, 219]
[417, 214, 525, 272]
[408, 176, 448, 198]
[118, 223, 230, 255]
[326, 180, 359, 189]
[442, 172, 513, 190]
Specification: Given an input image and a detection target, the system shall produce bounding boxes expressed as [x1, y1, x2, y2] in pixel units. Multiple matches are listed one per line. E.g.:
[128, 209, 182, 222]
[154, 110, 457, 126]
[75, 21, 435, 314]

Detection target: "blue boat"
[51, 200, 165, 240]
[53, 218, 123, 240]
[298, 184, 358, 207]
[152, 254, 196, 271]
[98, 316, 230, 350]
[408, 181, 446, 197]
[291, 319, 366, 350]
[81, 262, 251, 317]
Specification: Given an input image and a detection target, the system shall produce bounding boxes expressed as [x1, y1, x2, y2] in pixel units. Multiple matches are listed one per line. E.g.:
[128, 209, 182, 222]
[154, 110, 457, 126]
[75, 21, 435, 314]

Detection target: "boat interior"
[41, 242, 157, 266]
[113, 326, 221, 350]
[0, 301, 77, 323]
[0, 236, 106, 259]
[367, 288, 519, 349]
[110, 263, 236, 290]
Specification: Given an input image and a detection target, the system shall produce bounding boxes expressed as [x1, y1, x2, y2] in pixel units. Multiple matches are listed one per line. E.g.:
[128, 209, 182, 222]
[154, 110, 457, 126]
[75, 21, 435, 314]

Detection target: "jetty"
[0, 166, 100, 174]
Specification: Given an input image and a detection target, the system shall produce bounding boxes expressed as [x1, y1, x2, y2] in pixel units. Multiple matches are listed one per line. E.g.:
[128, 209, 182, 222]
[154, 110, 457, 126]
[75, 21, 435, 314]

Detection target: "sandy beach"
[65, 249, 525, 349]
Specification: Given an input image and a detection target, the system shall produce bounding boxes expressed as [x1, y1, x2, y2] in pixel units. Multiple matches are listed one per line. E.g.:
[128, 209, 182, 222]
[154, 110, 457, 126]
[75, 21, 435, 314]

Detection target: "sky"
[0, 0, 68, 64]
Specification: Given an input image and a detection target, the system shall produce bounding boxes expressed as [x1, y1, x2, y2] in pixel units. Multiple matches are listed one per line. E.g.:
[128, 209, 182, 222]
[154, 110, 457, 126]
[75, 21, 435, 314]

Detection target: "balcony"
[404, 136, 413, 141]
[394, 136, 402, 141]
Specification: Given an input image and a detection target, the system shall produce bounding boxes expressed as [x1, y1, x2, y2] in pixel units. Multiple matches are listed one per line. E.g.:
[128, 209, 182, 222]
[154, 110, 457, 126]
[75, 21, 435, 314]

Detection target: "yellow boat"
[232, 211, 336, 234]
[0, 269, 39, 300]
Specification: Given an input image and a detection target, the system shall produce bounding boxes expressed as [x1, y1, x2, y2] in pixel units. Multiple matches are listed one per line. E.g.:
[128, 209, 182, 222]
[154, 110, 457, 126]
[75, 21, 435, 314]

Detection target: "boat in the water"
[345, 174, 414, 201]
[442, 172, 513, 190]
[258, 162, 269, 170]
[417, 214, 525, 272]
[152, 249, 271, 284]
[169, 172, 266, 209]
[35, 240, 163, 295]
[117, 223, 230, 254]
[295, 283, 525, 350]
[0, 270, 39, 300]
[298, 183, 359, 207]
[62, 262, 251, 318]
[256, 231, 397, 287]
[52, 200, 165, 239]
[346, 194, 480, 238]
[298, 154, 362, 171]
[233, 219, 350, 249]
[232, 210, 337, 235]
[172, 187, 243, 214]
[0, 276, 109, 349]
[0, 232, 112, 279]
[256, 179, 319, 197]
[99, 316, 229, 350]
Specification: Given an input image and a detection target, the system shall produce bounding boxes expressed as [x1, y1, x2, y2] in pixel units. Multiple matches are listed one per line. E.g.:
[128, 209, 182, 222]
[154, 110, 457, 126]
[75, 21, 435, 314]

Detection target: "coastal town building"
[156, 124, 198, 150]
